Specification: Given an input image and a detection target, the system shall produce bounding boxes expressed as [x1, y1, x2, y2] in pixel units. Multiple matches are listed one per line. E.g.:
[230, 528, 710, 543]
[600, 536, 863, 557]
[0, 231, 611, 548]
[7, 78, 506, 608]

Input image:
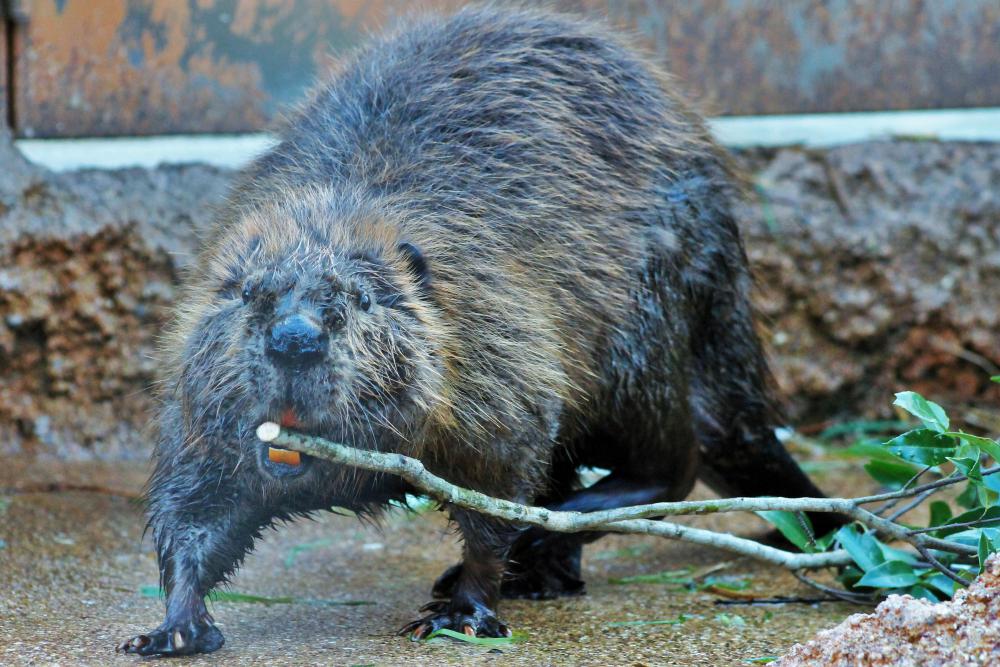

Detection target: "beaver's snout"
[266, 313, 327, 370]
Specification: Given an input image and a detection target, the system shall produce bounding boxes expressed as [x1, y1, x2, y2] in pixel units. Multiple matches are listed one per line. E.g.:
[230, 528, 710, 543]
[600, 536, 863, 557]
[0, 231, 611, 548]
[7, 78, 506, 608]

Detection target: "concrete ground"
[0, 458, 866, 666]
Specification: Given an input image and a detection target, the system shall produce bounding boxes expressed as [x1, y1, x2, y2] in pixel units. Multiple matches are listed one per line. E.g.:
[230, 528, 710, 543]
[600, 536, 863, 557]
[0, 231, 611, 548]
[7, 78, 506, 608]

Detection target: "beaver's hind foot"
[400, 598, 512, 641]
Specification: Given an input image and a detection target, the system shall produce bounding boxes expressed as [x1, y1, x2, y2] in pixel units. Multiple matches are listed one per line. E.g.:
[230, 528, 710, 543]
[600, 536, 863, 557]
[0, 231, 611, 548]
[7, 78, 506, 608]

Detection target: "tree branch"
[256, 422, 978, 589]
[257, 423, 853, 571]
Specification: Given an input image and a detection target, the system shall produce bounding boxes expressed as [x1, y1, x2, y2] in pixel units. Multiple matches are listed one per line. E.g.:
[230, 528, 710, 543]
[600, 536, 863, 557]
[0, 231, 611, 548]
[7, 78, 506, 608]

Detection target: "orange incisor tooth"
[268, 447, 301, 466]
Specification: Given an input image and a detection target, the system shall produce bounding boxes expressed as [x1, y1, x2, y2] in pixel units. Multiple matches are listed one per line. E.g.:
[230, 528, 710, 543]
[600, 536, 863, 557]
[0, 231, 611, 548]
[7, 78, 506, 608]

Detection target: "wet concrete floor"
[0, 458, 868, 666]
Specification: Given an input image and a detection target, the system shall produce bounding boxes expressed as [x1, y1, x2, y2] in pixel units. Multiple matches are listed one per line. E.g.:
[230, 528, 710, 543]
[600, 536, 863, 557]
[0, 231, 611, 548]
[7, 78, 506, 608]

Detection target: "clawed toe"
[116, 620, 224, 656]
[399, 602, 511, 641]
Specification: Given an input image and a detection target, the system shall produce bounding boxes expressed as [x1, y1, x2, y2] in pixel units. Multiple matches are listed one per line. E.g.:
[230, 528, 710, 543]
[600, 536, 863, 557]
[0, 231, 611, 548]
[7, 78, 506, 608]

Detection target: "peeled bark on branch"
[256, 423, 979, 583]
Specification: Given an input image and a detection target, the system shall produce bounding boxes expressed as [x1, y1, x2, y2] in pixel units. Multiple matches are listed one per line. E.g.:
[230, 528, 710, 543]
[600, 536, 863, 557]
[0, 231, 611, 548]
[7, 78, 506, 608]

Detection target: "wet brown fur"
[120, 5, 835, 656]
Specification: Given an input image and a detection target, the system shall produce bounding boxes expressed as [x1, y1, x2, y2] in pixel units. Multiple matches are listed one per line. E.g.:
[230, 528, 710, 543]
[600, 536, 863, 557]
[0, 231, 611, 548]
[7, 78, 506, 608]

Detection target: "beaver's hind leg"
[432, 451, 591, 601]
[500, 470, 681, 599]
[433, 406, 700, 602]
[689, 258, 846, 539]
[403, 407, 564, 639]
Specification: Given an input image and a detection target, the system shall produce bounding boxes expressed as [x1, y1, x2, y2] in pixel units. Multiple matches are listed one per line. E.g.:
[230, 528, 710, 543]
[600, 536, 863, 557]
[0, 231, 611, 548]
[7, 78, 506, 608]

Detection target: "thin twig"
[885, 487, 941, 523]
[908, 516, 1000, 535]
[855, 466, 1000, 505]
[704, 585, 759, 600]
[915, 544, 971, 586]
[791, 571, 879, 606]
[822, 156, 855, 223]
[928, 335, 1000, 376]
[873, 465, 935, 517]
[714, 596, 841, 606]
[1, 483, 141, 499]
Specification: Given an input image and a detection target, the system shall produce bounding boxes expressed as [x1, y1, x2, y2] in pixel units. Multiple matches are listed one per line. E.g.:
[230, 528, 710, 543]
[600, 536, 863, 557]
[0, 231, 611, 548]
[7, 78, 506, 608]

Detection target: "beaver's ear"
[398, 241, 431, 294]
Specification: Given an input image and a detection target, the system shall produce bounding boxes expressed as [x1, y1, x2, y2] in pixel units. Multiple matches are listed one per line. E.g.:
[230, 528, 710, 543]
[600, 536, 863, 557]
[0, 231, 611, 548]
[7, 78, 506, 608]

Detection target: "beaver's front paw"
[399, 599, 512, 640]
[116, 618, 224, 656]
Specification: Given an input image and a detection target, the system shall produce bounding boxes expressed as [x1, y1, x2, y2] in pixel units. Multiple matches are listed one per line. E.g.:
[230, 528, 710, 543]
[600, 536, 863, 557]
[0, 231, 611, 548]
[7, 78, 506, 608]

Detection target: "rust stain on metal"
[1, 14, 7, 130]
[14, 0, 372, 137]
[11, 0, 1000, 138]
[561, 0, 1000, 116]
[2, 0, 28, 131]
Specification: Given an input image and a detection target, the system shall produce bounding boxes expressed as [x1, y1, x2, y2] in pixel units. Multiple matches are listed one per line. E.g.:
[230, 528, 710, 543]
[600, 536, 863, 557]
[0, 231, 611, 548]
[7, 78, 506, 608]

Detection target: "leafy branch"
[257, 384, 1000, 603]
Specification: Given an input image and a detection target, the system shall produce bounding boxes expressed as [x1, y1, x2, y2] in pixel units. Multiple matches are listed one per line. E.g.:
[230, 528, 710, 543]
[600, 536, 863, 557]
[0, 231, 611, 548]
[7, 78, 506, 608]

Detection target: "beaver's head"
[172, 190, 447, 483]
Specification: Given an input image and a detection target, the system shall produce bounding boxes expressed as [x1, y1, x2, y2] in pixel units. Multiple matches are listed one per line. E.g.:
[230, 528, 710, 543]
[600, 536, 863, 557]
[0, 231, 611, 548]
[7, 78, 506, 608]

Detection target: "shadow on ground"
[0, 459, 869, 666]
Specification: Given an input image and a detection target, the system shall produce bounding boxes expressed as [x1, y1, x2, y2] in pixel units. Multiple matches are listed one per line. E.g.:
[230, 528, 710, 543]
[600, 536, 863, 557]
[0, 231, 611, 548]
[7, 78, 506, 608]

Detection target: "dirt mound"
[777, 555, 1000, 666]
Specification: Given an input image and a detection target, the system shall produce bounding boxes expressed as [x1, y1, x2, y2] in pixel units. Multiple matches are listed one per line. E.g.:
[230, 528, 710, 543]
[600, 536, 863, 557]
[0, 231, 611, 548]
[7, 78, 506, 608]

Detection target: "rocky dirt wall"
[0, 130, 229, 458]
[739, 141, 1000, 428]
[1, 131, 997, 459]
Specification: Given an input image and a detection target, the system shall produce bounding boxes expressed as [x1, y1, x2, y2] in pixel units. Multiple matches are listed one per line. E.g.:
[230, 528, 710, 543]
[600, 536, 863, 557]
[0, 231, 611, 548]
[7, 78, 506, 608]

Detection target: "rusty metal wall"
[1, 17, 7, 130]
[7, 0, 1000, 138]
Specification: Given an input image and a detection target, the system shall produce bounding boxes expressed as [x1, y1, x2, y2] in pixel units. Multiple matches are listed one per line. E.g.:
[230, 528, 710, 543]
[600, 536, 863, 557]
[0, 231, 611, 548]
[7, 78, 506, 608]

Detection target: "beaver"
[118, 6, 841, 656]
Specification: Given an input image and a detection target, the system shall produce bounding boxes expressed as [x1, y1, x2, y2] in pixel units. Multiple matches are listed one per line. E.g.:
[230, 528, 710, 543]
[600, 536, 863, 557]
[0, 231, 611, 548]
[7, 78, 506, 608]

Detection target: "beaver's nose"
[266, 314, 327, 369]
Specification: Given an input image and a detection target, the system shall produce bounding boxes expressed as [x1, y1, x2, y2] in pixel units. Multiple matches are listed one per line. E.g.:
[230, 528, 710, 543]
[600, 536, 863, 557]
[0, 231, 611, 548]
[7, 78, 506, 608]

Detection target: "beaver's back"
[218, 6, 742, 413]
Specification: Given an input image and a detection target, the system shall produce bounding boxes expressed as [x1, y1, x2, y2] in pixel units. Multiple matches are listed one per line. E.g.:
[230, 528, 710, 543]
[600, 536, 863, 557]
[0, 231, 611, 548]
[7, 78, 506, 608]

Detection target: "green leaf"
[591, 544, 652, 561]
[606, 614, 697, 628]
[744, 656, 778, 664]
[842, 441, 911, 463]
[139, 586, 374, 606]
[979, 529, 1000, 573]
[980, 533, 992, 573]
[945, 431, 1000, 463]
[756, 511, 815, 553]
[608, 568, 693, 586]
[701, 576, 752, 592]
[864, 459, 921, 489]
[819, 420, 912, 441]
[877, 542, 919, 565]
[893, 391, 950, 432]
[935, 506, 1000, 537]
[856, 560, 920, 589]
[923, 572, 959, 598]
[714, 613, 747, 627]
[956, 482, 981, 509]
[904, 585, 940, 602]
[929, 501, 953, 527]
[814, 529, 837, 551]
[948, 456, 983, 483]
[836, 565, 863, 589]
[985, 473, 1000, 494]
[425, 628, 525, 645]
[884, 429, 956, 466]
[948, 530, 992, 550]
[991, 376, 1000, 384]
[836, 525, 884, 572]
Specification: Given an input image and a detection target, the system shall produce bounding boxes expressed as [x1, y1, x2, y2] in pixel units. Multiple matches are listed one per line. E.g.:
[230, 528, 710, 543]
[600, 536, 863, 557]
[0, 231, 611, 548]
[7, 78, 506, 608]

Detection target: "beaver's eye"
[241, 283, 254, 305]
[358, 291, 372, 312]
